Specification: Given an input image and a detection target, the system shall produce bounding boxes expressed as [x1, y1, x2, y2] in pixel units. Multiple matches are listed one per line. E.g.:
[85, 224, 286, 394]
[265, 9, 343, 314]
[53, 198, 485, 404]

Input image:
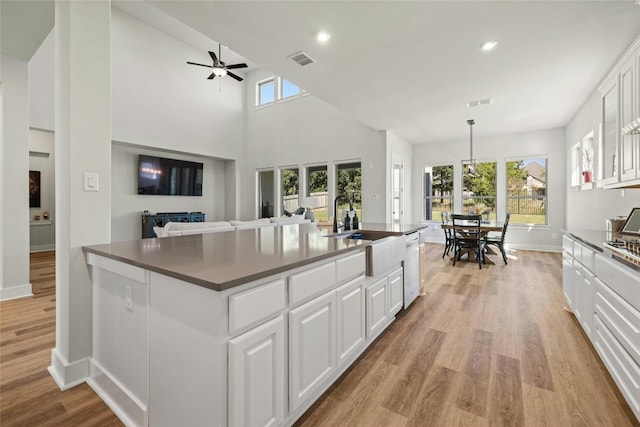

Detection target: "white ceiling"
[3, 1, 640, 144]
[147, 0, 640, 143]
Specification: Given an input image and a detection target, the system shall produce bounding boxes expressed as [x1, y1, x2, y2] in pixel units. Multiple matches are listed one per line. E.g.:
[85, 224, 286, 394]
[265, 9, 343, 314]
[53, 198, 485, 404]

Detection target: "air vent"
[288, 51, 315, 67]
[466, 98, 494, 108]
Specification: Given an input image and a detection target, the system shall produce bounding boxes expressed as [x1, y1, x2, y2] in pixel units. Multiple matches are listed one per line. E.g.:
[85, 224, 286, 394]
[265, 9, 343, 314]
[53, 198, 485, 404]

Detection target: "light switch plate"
[83, 172, 99, 192]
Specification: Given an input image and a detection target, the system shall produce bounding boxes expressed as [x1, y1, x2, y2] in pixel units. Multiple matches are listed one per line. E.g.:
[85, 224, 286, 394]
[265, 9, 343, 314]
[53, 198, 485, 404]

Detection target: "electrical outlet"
[125, 286, 133, 311]
[552, 232, 558, 239]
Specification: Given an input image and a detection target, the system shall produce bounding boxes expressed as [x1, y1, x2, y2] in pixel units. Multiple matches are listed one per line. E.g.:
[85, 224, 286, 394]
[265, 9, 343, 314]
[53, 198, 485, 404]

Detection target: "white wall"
[29, 29, 55, 132]
[111, 143, 229, 242]
[386, 131, 414, 224]
[244, 69, 387, 223]
[412, 128, 566, 252]
[110, 9, 245, 161]
[1, 55, 32, 300]
[29, 129, 55, 252]
[565, 90, 640, 229]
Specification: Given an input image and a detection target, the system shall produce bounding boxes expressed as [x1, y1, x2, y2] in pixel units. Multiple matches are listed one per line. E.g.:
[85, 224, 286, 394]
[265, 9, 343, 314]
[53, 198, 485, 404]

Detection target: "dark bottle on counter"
[352, 212, 359, 230]
[343, 212, 351, 231]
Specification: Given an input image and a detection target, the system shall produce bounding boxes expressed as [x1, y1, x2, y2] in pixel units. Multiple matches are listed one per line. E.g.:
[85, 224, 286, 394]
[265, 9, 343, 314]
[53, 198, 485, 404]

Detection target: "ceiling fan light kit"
[187, 43, 247, 83]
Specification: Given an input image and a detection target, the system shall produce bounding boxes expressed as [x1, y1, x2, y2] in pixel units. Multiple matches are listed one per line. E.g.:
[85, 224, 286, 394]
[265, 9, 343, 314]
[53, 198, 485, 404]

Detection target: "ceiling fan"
[187, 43, 247, 82]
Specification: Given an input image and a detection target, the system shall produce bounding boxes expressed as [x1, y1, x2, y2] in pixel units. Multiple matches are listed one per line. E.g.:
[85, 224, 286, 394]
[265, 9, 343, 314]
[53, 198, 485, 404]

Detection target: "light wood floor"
[1, 248, 638, 426]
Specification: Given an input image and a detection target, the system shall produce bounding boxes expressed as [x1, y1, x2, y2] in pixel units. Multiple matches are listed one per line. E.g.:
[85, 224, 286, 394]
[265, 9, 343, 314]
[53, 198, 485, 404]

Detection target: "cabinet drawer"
[562, 235, 574, 256]
[594, 254, 640, 309]
[573, 242, 594, 272]
[229, 279, 285, 335]
[289, 262, 336, 306]
[595, 278, 640, 365]
[336, 251, 366, 284]
[593, 315, 640, 418]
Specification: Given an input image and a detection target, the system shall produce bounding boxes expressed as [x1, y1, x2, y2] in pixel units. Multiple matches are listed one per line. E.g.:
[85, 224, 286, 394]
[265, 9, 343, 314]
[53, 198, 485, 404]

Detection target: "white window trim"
[423, 163, 455, 223]
[256, 76, 276, 107]
[277, 77, 302, 102]
[504, 155, 549, 226]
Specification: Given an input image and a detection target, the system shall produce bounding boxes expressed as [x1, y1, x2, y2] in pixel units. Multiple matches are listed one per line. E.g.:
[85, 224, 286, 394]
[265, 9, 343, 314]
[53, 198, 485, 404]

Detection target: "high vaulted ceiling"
[3, 1, 640, 144]
[147, 0, 640, 143]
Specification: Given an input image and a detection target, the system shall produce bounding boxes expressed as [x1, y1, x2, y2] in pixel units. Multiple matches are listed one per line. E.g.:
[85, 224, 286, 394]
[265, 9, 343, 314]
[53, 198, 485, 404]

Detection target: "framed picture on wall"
[29, 170, 41, 208]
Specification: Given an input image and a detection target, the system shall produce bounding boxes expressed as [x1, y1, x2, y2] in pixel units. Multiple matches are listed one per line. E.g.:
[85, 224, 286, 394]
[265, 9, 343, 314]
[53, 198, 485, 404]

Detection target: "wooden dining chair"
[451, 214, 485, 269]
[441, 211, 454, 258]
[484, 213, 510, 265]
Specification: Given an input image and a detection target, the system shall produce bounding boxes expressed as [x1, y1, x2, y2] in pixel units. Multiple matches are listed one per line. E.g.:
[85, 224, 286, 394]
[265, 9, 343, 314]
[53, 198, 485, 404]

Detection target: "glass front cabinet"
[596, 38, 640, 188]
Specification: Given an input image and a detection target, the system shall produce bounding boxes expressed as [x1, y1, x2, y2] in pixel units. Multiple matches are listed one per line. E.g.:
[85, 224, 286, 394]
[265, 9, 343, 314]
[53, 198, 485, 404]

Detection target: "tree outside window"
[463, 161, 496, 220]
[306, 165, 328, 222]
[281, 167, 299, 214]
[335, 162, 361, 221]
[424, 165, 453, 221]
[506, 158, 547, 225]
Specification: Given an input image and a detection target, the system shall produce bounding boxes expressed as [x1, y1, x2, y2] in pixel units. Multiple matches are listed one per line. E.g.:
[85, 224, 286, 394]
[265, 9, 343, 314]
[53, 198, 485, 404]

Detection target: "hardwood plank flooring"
[0, 251, 121, 426]
[1, 247, 639, 426]
[297, 245, 640, 427]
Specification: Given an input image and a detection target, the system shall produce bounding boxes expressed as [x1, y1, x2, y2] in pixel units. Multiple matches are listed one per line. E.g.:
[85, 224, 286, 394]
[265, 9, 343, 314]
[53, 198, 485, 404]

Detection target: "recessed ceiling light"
[316, 31, 331, 43]
[481, 40, 498, 51]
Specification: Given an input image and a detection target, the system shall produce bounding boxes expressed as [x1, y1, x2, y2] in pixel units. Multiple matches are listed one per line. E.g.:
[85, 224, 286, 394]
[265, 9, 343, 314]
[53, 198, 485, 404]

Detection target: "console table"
[141, 212, 205, 238]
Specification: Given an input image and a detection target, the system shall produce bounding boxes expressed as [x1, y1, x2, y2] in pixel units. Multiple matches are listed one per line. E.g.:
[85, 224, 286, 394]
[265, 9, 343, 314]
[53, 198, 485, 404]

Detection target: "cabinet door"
[228, 316, 284, 427]
[600, 78, 619, 185]
[620, 58, 637, 181]
[562, 254, 574, 310]
[336, 276, 365, 367]
[366, 277, 388, 339]
[388, 267, 403, 316]
[573, 263, 594, 339]
[573, 265, 584, 324]
[289, 290, 337, 412]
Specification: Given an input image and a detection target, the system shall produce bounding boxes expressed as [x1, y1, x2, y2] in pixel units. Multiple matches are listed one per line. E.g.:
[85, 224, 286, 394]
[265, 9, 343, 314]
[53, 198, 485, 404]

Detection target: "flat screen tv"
[138, 155, 203, 196]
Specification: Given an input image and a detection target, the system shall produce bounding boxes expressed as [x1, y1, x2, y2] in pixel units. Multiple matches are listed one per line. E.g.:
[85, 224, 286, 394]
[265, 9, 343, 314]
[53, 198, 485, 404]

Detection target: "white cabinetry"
[561, 233, 640, 422]
[592, 253, 640, 420]
[597, 36, 640, 188]
[366, 277, 388, 338]
[336, 276, 365, 367]
[289, 289, 337, 412]
[229, 316, 284, 427]
[388, 267, 404, 316]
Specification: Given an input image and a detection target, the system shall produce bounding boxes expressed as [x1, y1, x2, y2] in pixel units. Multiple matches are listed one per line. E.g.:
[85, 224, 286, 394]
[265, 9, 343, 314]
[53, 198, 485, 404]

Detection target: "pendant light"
[464, 119, 477, 175]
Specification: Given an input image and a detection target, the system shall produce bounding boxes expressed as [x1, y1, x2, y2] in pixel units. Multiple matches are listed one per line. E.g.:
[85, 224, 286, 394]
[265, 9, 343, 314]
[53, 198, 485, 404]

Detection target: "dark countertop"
[84, 223, 367, 291]
[562, 228, 640, 272]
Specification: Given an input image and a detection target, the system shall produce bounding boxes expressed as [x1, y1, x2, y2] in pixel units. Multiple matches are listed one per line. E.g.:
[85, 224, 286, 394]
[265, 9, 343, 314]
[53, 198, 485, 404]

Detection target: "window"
[335, 162, 362, 222]
[281, 167, 299, 215]
[424, 165, 453, 221]
[280, 79, 300, 99]
[506, 158, 547, 225]
[305, 165, 328, 222]
[257, 78, 275, 106]
[462, 161, 496, 220]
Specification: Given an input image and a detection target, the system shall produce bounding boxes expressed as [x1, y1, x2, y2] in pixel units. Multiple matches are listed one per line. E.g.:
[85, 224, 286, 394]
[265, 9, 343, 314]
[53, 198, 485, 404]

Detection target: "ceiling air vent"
[288, 51, 315, 67]
[466, 98, 494, 108]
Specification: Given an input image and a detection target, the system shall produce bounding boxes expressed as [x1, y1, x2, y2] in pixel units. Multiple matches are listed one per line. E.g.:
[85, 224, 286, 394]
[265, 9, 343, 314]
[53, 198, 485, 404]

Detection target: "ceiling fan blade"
[226, 63, 248, 69]
[187, 61, 213, 68]
[208, 50, 218, 65]
[227, 71, 243, 82]
[207, 72, 216, 80]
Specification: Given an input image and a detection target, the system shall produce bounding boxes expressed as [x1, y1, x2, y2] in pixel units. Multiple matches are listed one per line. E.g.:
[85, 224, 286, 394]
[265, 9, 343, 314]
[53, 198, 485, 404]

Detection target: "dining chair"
[441, 211, 454, 258]
[484, 213, 510, 265]
[451, 214, 485, 269]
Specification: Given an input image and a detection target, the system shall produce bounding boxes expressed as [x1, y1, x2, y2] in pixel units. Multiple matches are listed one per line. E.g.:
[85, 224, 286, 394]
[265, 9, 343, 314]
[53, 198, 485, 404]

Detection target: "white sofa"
[153, 216, 310, 238]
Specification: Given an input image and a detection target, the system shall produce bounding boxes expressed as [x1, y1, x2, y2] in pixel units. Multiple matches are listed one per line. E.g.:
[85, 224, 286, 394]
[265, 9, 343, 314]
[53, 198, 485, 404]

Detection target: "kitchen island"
[562, 229, 640, 421]
[83, 223, 423, 427]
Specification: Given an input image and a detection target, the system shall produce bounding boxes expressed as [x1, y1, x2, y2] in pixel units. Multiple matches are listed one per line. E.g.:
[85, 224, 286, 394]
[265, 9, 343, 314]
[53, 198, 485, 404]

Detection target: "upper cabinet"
[597, 36, 640, 189]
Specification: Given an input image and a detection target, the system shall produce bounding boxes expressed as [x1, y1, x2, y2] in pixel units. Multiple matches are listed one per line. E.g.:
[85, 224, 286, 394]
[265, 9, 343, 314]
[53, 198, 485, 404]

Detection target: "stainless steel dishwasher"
[404, 231, 420, 308]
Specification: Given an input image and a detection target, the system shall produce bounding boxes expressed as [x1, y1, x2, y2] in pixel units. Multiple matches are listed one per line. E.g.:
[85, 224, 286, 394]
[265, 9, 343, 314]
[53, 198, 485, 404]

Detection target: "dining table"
[441, 220, 504, 265]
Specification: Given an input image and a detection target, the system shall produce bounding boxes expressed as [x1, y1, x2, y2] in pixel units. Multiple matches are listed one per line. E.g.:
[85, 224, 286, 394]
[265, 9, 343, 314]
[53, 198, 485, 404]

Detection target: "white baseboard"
[0, 283, 33, 301]
[48, 348, 89, 390]
[87, 359, 147, 427]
